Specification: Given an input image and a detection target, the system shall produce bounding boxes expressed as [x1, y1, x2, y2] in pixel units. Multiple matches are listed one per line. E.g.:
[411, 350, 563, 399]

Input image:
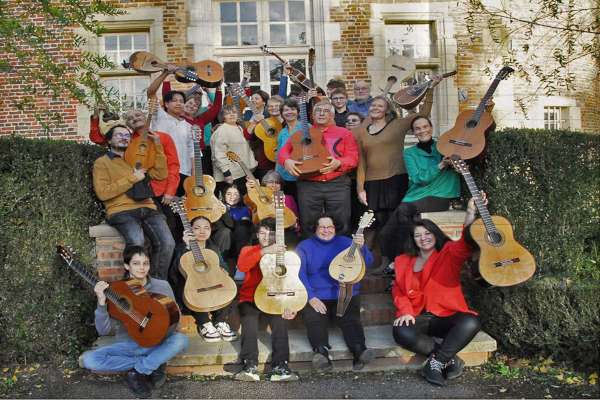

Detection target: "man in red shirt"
[278, 99, 358, 237]
[235, 218, 298, 382]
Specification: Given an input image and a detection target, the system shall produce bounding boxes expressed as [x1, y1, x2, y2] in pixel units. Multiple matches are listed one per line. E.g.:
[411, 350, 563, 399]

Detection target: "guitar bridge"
[197, 284, 224, 293]
[493, 258, 520, 268]
[191, 207, 214, 211]
[297, 155, 319, 161]
[267, 291, 295, 296]
[139, 311, 153, 331]
[449, 139, 473, 147]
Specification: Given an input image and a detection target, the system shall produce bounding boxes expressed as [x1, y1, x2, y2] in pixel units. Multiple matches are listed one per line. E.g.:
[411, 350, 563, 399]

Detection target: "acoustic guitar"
[261, 45, 322, 93]
[226, 83, 249, 127]
[225, 151, 296, 228]
[255, 190, 308, 314]
[170, 199, 238, 312]
[124, 99, 158, 169]
[183, 125, 224, 223]
[393, 69, 457, 109]
[57, 245, 180, 348]
[450, 155, 536, 288]
[287, 92, 331, 179]
[225, 62, 250, 112]
[377, 55, 416, 96]
[437, 67, 514, 162]
[128, 51, 224, 88]
[231, 84, 282, 162]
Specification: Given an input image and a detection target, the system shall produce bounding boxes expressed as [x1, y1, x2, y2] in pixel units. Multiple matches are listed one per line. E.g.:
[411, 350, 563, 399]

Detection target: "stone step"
[180, 293, 396, 333]
[80, 326, 496, 375]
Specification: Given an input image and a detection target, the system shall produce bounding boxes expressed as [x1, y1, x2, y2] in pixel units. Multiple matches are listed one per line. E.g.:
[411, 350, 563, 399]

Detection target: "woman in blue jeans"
[83, 246, 188, 398]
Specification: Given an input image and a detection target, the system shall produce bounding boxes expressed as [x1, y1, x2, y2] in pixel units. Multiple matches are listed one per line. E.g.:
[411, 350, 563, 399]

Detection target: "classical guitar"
[170, 199, 238, 312]
[377, 55, 416, 96]
[437, 67, 514, 161]
[225, 62, 250, 112]
[260, 45, 322, 93]
[226, 151, 296, 228]
[124, 98, 158, 169]
[450, 155, 536, 288]
[255, 190, 308, 314]
[231, 84, 282, 162]
[183, 125, 224, 223]
[287, 92, 331, 179]
[393, 69, 457, 109]
[226, 83, 249, 127]
[98, 108, 124, 135]
[128, 51, 224, 88]
[329, 211, 375, 317]
[57, 245, 180, 348]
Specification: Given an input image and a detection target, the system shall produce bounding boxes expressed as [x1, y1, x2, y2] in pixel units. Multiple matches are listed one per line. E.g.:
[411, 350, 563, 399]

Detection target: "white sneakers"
[200, 321, 238, 342]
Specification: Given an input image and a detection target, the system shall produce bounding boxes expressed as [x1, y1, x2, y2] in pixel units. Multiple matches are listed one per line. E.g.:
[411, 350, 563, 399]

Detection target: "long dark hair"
[404, 219, 452, 257]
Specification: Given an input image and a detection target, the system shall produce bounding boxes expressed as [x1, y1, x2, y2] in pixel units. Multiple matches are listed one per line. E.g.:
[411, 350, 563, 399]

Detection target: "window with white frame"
[101, 76, 150, 111]
[544, 106, 564, 130]
[217, 1, 308, 47]
[102, 33, 149, 66]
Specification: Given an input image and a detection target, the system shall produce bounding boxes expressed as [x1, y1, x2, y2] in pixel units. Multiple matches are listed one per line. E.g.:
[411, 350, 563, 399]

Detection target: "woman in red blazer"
[391, 193, 486, 386]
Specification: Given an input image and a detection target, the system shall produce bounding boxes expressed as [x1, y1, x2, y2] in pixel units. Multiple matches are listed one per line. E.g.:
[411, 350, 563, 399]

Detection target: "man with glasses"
[92, 124, 175, 280]
[348, 81, 373, 117]
[331, 88, 350, 127]
[278, 99, 358, 238]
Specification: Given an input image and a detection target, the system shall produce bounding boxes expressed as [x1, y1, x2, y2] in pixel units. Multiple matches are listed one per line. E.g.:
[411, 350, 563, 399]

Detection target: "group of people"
[84, 61, 489, 397]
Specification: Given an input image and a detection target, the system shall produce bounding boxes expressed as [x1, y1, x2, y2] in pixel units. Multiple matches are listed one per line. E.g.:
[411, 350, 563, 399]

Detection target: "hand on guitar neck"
[465, 190, 488, 226]
[428, 75, 443, 89]
[93, 281, 110, 306]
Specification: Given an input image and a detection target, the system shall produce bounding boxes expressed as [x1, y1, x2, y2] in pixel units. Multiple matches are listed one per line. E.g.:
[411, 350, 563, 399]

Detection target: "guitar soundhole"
[266, 128, 277, 138]
[185, 66, 197, 72]
[260, 196, 272, 204]
[343, 254, 355, 263]
[194, 262, 208, 273]
[465, 120, 479, 130]
[138, 143, 147, 151]
[301, 138, 312, 146]
[193, 185, 206, 196]
[275, 265, 287, 277]
[486, 231, 505, 246]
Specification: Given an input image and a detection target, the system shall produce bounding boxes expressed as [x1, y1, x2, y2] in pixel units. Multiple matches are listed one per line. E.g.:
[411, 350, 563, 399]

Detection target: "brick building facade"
[1, 0, 598, 138]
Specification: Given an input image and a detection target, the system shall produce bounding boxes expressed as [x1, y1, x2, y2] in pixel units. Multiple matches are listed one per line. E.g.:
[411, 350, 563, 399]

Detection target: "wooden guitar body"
[254, 117, 283, 162]
[174, 59, 224, 88]
[183, 174, 223, 223]
[465, 216, 536, 288]
[124, 134, 157, 169]
[437, 109, 495, 162]
[255, 252, 308, 314]
[329, 248, 366, 284]
[129, 51, 166, 73]
[243, 186, 296, 228]
[107, 278, 180, 348]
[288, 127, 331, 179]
[393, 87, 428, 110]
[178, 249, 237, 312]
[377, 55, 416, 94]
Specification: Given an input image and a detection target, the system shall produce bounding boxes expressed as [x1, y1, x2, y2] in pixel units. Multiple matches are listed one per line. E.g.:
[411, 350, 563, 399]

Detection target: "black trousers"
[193, 306, 230, 326]
[301, 296, 365, 352]
[238, 302, 289, 366]
[379, 196, 452, 260]
[392, 312, 481, 363]
[296, 174, 351, 238]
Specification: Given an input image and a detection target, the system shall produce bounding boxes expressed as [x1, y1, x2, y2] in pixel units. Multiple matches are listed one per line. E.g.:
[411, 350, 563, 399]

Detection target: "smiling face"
[281, 105, 299, 123]
[124, 253, 151, 281]
[412, 117, 433, 143]
[257, 226, 276, 248]
[223, 110, 239, 125]
[165, 93, 185, 117]
[331, 93, 348, 110]
[191, 217, 211, 243]
[313, 103, 334, 126]
[251, 93, 265, 109]
[125, 109, 146, 131]
[413, 226, 436, 253]
[315, 217, 336, 241]
[224, 187, 241, 206]
[108, 126, 132, 151]
[183, 97, 200, 116]
[353, 81, 371, 101]
[345, 115, 362, 130]
[267, 101, 282, 117]
[369, 98, 388, 121]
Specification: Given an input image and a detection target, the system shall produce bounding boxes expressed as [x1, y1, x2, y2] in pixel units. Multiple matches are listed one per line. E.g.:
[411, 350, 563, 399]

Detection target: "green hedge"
[460, 128, 600, 368]
[0, 136, 105, 364]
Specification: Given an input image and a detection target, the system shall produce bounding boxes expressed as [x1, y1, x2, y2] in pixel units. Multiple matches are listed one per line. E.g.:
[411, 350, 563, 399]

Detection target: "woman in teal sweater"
[379, 116, 460, 263]
[297, 213, 374, 372]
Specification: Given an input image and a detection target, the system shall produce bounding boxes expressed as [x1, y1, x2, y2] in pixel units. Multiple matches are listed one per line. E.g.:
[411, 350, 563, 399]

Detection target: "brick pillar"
[420, 210, 467, 240]
[89, 224, 126, 282]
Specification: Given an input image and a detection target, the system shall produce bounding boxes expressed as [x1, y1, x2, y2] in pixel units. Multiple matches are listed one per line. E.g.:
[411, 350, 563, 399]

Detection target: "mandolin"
[437, 67, 514, 161]
[260, 45, 322, 93]
[450, 155, 536, 288]
[124, 99, 158, 169]
[393, 69, 457, 110]
[231, 84, 282, 162]
[128, 51, 224, 88]
[377, 55, 416, 96]
[57, 245, 180, 348]
[255, 190, 308, 314]
[98, 108, 124, 135]
[226, 151, 296, 228]
[287, 92, 331, 179]
[183, 125, 224, 223]
[225, 62, 250, 113]
[170, 199, 238, 312]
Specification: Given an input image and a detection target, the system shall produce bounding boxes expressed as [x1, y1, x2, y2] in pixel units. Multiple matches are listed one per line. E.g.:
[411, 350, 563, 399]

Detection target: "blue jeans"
[108, 207, 176, 280]
[83, 333, 188, 375]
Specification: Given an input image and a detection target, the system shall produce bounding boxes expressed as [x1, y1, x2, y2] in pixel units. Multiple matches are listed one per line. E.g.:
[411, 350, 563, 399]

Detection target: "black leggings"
[392, 312, 480, 363]
[379, 196, 452, 260]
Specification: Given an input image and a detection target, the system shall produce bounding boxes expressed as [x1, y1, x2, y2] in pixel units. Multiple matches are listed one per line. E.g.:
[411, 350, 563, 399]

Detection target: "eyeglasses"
[265, 180, 281, 185]
[114, 132, 131, 139]
[317, 225, 335, 231]
[314, 108, 332, 115]
[346, 119, 360, 124]
[332, 97, 347, 102]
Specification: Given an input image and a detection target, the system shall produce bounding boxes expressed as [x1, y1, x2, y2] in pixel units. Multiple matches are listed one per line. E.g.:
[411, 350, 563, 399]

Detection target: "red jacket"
[277, 124, 358, 181]
[88, 118, 181, 197]
[392, 229, 477, 318]
[237, 245, 264, 304]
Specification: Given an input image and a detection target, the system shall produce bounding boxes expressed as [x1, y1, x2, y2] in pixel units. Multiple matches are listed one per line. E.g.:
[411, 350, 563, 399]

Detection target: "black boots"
[312, 346, 333, 372]
[123, 369, 151, 398]
[421, 354, 446, 385]
[444, 355, 465, 380]
[150, 363, 168, 390]
[352, 345, 374, 371]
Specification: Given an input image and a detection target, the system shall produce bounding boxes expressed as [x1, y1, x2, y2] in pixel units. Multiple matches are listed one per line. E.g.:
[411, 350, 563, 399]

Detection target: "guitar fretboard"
[456, 167, 499, 236]
[175, 203, 206, 264]
[299, 100, 310, 142]
[192, 128, 204, 188]
[275, 207, 285, 266]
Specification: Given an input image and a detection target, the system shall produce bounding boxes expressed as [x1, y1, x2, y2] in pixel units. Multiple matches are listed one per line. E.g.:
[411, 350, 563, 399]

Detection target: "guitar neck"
[472, 76, 501, 123]
[275, 208, 285, 265]
[452, 163, 498, 234]
[176, 208, 206, 263]
[193, 137, 204, 186]
[185, 85, 202, 98]
[66, 258, 124, 310]
[298, 101, 311, 140]
[235, 159, 270, 198]
[347, 226, 364, 257]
